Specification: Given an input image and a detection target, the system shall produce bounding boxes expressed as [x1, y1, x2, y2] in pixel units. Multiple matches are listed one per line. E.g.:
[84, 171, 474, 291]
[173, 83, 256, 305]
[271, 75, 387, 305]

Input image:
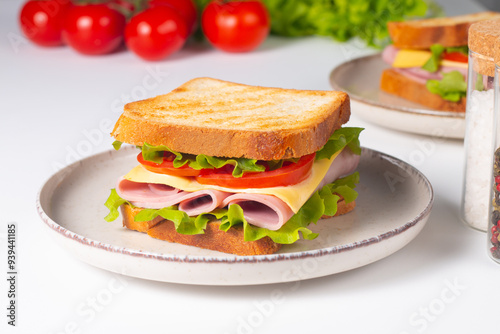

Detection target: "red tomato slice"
[137, 152, 202, 177]
[443, 52, 468, 64]
[195, 153, 316, 189]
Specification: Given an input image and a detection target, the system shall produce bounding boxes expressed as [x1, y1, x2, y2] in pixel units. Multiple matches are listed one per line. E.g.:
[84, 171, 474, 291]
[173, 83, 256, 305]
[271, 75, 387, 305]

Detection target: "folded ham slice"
[116, 148, 360, 231]
[315, 148, 360, 193]
[220, 194, 295, 231]
[116, 179, 231, 216]
[178, 190, 231, 216]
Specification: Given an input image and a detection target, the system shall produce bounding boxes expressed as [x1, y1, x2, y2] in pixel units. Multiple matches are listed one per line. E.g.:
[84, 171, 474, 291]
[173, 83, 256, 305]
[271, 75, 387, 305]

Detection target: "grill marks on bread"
[112, 77, 350, 160]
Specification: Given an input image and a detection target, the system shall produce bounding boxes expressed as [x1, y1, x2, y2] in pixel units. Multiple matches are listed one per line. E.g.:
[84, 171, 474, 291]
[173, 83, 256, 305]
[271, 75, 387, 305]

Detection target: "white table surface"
[2, 0, 498, 333]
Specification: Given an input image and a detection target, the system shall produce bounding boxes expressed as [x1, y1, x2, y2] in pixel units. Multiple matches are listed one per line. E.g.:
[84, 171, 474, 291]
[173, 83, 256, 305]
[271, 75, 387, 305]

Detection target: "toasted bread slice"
[380, 69, 466, 112]
[388, 11, 500, 49]
[121, 204, 281, 256]
[120, 198, 355, 256]
[111, 77, 350, 161]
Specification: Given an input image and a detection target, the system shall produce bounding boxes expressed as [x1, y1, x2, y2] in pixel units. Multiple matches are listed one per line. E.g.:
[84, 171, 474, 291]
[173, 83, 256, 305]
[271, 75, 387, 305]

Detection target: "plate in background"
[37, 146, 433, 285]
[330, 54, 465, 139]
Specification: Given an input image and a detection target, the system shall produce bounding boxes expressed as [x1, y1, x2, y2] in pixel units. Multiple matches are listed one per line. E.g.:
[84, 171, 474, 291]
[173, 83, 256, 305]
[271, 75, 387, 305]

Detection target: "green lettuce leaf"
[104, 189, 129, 222]
[103, 172, 360, 244]
[422, 44, 469, 73]
[140, 143, 265, 177]
[141, 143, 173, 164]
[445, 45, 468, 55]
[133, 127, 362, 177]
[422, 44, 445, 73]
[134, 207, 226, 235]
[316, 127, 363, 161]
[112, 141, 123, 150]
[426, 71, 467, 102]
[190, 155, 266, 177]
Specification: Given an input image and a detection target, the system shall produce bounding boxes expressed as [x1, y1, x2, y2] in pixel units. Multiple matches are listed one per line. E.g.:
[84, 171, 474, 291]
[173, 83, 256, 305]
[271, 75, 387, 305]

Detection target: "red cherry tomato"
[137, 152, 203, 177]
[125, 6, 188, 61]
[19, 0, 72, 46]
[195, 154, 316, 189]
[148, 0, 198, 35]
[201, 0, 270, 53]
[62, 4, 126, 55]
[443, 52, 468, 64]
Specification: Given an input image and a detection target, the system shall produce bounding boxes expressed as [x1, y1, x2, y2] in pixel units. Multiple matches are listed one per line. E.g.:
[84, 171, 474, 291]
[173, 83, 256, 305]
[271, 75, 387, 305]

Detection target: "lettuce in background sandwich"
[380, 11, 500, 112]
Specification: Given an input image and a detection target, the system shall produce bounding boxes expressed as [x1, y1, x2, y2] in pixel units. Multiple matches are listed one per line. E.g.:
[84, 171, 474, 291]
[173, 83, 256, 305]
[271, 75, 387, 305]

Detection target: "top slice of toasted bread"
[388, 11, 500, 49]
[111, 77, 350, 160]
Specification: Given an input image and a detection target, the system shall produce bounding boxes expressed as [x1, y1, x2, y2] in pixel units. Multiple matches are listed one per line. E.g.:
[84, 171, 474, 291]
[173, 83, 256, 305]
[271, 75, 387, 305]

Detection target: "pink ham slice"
[116, 178, 231, 215]
[382, 45, 468, 84]
[220, 194, 295, 231]
[178, 190, 232, 216]
[148, 183, 181, 196]
[116, 148, 361, 230]
[315, 148, 360, 193]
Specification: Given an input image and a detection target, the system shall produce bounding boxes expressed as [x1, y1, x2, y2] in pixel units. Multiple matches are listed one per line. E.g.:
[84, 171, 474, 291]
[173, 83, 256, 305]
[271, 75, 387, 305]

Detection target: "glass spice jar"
[462, 19, 500, 232]
[488, 37, 500, 263]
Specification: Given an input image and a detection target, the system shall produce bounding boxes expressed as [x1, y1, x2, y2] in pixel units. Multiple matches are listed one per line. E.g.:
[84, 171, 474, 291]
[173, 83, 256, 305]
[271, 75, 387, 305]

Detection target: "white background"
[1, 0, 498, 333]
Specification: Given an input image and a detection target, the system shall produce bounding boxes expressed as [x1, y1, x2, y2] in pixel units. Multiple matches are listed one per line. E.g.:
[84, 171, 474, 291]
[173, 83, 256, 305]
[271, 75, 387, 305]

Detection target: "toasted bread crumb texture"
[388, 12, 500, 49]
[112, 77, 350, 160]
[380, 69, 466, 112]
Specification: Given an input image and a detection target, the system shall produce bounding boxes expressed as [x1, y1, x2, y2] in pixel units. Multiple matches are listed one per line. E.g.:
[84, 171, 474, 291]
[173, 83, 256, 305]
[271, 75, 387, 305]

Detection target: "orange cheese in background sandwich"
[391, 49, 468, 69]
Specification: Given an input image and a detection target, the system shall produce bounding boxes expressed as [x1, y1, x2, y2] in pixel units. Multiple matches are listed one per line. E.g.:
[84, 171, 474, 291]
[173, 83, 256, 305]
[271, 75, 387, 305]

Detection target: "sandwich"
[104, 77, 363, 256]
[380, 11, 500, 112]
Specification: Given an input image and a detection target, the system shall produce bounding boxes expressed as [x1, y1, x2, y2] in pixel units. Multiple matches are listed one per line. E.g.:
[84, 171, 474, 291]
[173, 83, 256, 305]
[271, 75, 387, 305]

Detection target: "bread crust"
[388, 12, 500, 49]
[120, 198, 355, 256]
[111, 77, 351, 160]
[321, 197, 356, 219]
[380, 69, 466, 112]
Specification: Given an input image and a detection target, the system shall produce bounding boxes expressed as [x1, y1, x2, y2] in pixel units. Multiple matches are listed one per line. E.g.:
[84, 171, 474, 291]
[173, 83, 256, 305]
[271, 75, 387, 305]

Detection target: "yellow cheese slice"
[440, 59, 468, 69]
[124, 150, 343, 213]
[392, 49, 468, 69]
[392, 49, 431, 68]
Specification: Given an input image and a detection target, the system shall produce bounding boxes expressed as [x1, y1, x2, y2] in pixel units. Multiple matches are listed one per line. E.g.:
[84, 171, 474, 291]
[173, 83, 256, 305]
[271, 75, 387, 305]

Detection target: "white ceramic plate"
[330, 54, 465, 139]
[37, 146, 433, 286]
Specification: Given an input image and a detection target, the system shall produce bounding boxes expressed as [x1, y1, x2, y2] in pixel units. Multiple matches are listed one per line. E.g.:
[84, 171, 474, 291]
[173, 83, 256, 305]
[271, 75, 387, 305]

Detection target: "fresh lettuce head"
[192, 0, 442, 48]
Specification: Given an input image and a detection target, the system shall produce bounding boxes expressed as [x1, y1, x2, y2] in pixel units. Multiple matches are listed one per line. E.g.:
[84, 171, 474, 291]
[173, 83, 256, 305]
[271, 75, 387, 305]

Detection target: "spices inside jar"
[490, 148, 500, 259]
[488, 34, 500, 263]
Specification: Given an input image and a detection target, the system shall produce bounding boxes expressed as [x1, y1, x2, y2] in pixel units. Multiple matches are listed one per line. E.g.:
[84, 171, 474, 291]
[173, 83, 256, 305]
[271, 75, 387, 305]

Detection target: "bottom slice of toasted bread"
[120, 198, 355, 256]
[380, 68, 466, 112]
